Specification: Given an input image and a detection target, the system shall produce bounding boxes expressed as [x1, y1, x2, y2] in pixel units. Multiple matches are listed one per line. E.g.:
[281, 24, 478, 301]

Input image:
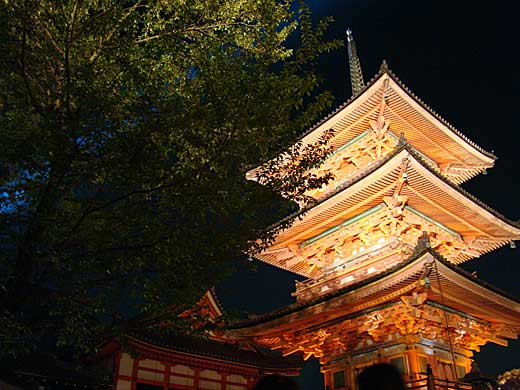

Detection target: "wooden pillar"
[194, 368, 200, 390]
[377, 349, 384, 364]
[430, 353, 440, 379]
[248, 374, 257, 390]
[405, 349, 419, 381]
[115, 353, 135, 390]
[163, 362, 170, 390]
[351, 366, 357, 390]
[114, 351, 122, 384]
[131, 358, 139, 390]
[131, 358, 137, 390]
[322, 371, 329, 390]
[221, 373, 226, 390]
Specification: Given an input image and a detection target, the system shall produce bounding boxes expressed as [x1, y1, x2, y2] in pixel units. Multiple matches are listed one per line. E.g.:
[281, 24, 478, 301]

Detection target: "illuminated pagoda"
[230, 31, 520, 389]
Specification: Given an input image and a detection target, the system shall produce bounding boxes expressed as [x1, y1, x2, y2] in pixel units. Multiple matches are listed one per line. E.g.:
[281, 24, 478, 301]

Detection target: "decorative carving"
[305, 96, 398, 200]
[368, 94, 392, 158]
[267, 200, 470, 278]
[255, 299, 509, 364]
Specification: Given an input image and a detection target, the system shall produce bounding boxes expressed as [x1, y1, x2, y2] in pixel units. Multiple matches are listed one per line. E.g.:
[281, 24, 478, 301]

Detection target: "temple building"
[229, 31, 520, 389]
[1, 293, 303, 390]
[104, 291, 303, 390]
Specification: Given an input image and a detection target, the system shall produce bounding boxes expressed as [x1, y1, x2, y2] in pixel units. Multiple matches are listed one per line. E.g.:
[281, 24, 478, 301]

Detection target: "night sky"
[218, 1, 520, 387]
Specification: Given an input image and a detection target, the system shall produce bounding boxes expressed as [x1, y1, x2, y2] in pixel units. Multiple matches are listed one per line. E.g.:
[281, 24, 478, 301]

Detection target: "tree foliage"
[0, 0, 340, 357]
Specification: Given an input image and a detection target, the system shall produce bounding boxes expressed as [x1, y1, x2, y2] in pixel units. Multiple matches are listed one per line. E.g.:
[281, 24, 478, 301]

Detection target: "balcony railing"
[406, 377, 472, 390]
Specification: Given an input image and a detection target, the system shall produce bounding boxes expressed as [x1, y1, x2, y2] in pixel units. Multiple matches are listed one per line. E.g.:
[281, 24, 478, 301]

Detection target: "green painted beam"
[405, 206, 462, 240]
[300, 204, 384, 248]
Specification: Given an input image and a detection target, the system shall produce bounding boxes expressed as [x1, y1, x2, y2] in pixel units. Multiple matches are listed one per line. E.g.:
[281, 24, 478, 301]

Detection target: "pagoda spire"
[346, 29, 365, 96]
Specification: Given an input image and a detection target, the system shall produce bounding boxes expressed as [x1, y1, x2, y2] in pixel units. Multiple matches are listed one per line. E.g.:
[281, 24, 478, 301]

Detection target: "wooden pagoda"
[230, 31, 520, 389]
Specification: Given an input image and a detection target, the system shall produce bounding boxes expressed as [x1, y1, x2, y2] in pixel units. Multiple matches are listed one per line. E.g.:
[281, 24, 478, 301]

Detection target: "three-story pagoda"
[230, 31, 520, 389]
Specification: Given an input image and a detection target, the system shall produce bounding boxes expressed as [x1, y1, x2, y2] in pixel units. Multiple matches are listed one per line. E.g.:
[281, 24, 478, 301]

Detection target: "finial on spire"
[346, 29, 365, 96]
[380, 59, 389, 73]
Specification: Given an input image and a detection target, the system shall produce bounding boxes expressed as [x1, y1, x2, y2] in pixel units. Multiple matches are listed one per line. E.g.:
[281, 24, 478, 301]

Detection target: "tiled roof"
[261, 141, 518, 238]
[231, 243, 425, 328]
[383, 66, 496, 160]
[130, 333, 303, 370]
[299, 63, 496, 160]
[232, 241, 520, 329]
[207, 287, 226, 318]
[404, 145, 519, 228]
[260, 140, 408, 235]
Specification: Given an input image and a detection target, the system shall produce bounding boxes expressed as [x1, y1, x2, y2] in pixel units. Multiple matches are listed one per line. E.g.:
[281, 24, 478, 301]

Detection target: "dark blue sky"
[218, 1, 520, 386]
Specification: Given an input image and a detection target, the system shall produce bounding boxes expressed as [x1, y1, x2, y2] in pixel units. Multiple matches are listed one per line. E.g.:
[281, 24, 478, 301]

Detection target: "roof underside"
[295, 71, 495, 183]
[257, 147, 519, 276]
[231, 249, 520, 337]
[128, 335, 304, 370]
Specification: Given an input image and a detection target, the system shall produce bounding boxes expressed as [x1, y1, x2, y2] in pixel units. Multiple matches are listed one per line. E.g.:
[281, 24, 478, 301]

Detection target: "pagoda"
[230, 31, 520, 389]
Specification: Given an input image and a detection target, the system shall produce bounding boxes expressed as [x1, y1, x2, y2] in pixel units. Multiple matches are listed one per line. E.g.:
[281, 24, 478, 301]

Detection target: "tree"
[0, 0, 340, 358]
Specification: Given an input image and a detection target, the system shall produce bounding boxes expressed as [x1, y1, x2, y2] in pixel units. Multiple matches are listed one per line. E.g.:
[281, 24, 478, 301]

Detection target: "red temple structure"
[228, 31, 520, 389]
[105, 291, 303, 390]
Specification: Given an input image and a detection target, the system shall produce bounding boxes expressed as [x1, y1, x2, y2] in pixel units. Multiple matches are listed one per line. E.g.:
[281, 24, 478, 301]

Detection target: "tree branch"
[88, 0, 145, 65]
[68, 182, 176, 235]
[39, 21, 65, 56]
[134, 20, 258, 45]
[19, 9, 42, 115]
[64, 0, 80, 117]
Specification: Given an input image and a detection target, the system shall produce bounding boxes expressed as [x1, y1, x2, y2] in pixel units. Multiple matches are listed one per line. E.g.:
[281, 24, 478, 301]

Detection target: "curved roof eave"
[297, 67, 496, 162]
[261, 143, 519, 244]
[231, 245, 520, 331]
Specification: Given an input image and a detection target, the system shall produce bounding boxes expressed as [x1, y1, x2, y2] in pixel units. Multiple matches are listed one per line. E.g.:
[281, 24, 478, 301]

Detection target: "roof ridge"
[261, 143, 518, 240]
[230, 241, 520, 329]
[208, 287, 226, 317]
[296, 67, 386, 141]
[230, 243, 431, 329]
[405, 146, 520, 228]
[383, 68, 496, 160]
[127, 333, 304, 369]
[297, 66, 496, 162]
[427, 248, 520, 304]
[229, 247, 426, 329]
